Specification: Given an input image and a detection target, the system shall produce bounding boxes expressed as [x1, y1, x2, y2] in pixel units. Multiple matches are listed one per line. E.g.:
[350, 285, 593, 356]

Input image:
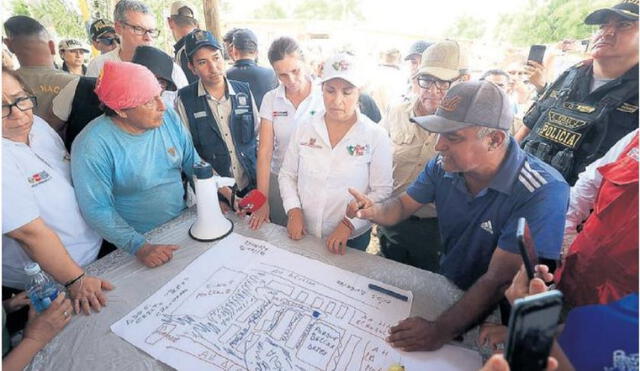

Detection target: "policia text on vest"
[522, 61, 638, 185]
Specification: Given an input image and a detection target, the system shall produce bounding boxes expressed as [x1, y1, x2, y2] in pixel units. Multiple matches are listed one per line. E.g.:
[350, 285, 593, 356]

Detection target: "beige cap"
[414, 40, 463, 81]
[58, 39, 90, 53]
[170, 1, 195, 17]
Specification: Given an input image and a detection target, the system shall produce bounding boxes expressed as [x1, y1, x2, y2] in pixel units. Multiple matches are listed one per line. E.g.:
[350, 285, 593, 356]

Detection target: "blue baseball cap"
[185, 29, 222, 58]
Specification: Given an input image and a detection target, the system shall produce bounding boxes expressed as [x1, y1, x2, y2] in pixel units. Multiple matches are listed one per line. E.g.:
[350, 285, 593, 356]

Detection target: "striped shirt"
[407, 138, 569, 290]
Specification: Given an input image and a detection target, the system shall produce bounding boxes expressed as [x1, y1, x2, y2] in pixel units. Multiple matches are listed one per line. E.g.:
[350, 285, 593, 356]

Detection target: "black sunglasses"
[97, 37, 119, 46]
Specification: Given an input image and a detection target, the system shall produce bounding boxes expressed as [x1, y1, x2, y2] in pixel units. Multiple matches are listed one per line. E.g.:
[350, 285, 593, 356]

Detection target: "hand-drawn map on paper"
[111, 233, 481, 370]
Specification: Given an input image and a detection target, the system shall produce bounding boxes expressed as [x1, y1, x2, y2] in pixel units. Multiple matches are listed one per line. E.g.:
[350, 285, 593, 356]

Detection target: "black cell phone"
[581, 39, 590, 53]
[505, 290, 563, 371]
[517, 217, 538, 280]
[527, 45, 546, 65]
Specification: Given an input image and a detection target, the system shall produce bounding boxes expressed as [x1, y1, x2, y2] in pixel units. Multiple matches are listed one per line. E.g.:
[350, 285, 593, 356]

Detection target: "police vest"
[178, 80, 257, 189]
[522, 62, 638, 184]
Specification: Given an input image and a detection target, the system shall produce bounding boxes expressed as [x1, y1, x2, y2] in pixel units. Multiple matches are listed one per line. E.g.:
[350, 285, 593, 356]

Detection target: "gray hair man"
[86, 0, 188, 92]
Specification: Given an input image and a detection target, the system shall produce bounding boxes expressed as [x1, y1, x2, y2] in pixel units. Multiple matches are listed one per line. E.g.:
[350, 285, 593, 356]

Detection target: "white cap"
[170, 1, 195, 17]
[58, 38, 90, 53]
[24, 262, 42, 276]
[320, 53, 363, 88]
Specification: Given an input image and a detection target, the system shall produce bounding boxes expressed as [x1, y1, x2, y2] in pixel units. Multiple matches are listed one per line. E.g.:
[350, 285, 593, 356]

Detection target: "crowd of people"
[1, 0, 638, 369]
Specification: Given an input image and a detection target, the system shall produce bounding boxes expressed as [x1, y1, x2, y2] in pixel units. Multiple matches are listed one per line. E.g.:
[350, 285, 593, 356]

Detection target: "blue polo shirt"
[407, 138, 569, 290]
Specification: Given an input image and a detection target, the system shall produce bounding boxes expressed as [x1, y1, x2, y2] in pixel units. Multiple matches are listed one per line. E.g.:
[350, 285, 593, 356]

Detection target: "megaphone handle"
[229, 184, 238, 212]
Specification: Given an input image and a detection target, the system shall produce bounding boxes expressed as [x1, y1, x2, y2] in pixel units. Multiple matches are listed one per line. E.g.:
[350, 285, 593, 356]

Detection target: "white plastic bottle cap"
[24, 262, 42, 276]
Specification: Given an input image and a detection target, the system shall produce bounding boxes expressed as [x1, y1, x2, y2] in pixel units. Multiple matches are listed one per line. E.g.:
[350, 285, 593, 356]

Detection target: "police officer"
[516, 0, 638, 185]
[88, 19, 119, 55]
[176, 30, 259, 199]
[58, 39, 89, 75]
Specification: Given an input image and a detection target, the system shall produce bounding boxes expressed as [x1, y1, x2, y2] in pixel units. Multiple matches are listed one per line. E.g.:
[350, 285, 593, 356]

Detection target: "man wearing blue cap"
[517, 0, 638, 185]
[176, 29, 259, 204]
[349, 81, 569, 351]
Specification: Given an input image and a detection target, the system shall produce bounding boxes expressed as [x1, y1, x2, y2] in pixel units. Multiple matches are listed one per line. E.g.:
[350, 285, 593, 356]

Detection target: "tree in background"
[292, 0, 364, 21]
[494, 0, 612, 46]
[254, 1, 288, 20]
[447, 14, 487, 40]
[11, 0, 86, 40]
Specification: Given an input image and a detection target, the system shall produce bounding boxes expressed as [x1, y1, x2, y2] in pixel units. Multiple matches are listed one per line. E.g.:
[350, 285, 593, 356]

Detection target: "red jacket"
[557, 133, 638, 308]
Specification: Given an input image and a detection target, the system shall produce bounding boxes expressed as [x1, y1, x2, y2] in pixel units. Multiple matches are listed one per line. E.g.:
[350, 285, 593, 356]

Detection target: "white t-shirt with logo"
[2, 116, 101, 289]
[259, 81, 324, 175]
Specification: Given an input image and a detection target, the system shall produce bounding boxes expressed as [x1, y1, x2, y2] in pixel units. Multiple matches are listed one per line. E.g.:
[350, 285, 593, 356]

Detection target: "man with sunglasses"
[86, 0, 188, 93]
[89, 19, 119, 55]
[516, 0, 638, 185]
[378, 40, 462, 273]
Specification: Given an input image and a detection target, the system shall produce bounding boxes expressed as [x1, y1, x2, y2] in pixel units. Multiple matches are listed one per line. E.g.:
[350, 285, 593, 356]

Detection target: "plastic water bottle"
[24, 263, 59, 313]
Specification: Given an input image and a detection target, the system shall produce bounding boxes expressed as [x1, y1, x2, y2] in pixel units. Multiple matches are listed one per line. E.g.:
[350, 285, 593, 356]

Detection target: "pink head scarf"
[94, 60, 162, 110]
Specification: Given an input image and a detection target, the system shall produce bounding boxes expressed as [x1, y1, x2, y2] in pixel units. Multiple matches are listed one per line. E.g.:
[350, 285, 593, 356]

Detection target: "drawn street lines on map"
[111, 234, 413, 371]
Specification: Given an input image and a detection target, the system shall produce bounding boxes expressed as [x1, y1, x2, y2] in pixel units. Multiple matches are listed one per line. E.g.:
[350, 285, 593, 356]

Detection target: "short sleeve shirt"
[2, 116, 101, 289]
[259, 81, 324, 175]
[407, 138, 570, 290]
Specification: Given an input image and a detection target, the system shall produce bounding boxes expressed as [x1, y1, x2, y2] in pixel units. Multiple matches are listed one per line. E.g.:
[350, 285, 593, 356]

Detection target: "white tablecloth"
[27, 209, 495, 370]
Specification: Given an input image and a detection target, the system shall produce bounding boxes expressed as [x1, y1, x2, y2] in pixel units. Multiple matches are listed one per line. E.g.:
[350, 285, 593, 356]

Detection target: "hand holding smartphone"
[505, 290, 563, 371]
[517, 217, 538, 280]
[527, 45, 546, 65]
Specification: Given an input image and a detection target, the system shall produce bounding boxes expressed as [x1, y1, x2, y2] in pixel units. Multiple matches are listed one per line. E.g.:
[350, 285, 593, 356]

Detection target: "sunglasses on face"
[97, 37, 119, 46]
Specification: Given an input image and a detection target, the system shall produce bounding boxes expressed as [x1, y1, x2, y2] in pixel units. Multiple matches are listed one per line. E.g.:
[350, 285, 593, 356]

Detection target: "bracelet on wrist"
[341, 217, 354, 232]
[64, 272, 85, 288]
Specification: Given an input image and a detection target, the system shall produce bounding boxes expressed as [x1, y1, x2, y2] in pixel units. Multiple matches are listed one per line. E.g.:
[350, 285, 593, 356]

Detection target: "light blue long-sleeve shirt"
[71, 108, 200, 254]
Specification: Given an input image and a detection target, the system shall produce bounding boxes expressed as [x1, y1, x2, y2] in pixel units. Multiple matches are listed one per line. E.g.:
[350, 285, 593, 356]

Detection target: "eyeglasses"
[417, 76, 452, 91]
[2, 96, 37, 118]
[97, 37, 119, 46]
[120, 22, 160, 38]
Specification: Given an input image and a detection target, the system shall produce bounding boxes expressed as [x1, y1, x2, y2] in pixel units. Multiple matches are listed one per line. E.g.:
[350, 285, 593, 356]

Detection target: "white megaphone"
[189, 161, 236, 241]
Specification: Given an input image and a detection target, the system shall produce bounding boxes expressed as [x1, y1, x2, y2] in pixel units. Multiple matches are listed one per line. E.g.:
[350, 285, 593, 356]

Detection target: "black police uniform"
[522, 60, 638, 184]
[226, 59, 277, 109]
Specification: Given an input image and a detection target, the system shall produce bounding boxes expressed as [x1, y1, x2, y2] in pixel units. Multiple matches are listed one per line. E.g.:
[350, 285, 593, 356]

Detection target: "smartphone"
[517, 217, 538, 280]
[527, 45, 546, 65]
[505, 290, 563, 371]
[237, 189, 266, 213]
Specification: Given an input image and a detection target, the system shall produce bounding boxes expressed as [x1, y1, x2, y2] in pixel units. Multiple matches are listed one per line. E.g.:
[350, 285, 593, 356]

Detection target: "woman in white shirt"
[2, 69, 112, 316]
[250, 37, 324, 229]
[279, 53, 393, 254]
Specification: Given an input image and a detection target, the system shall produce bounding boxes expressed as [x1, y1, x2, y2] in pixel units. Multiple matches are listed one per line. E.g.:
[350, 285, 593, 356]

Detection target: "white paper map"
[111, 233, 481, 370]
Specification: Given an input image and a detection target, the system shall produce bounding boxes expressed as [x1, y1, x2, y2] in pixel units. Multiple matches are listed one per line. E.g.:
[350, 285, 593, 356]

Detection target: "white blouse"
[279, 111, 393, 239]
